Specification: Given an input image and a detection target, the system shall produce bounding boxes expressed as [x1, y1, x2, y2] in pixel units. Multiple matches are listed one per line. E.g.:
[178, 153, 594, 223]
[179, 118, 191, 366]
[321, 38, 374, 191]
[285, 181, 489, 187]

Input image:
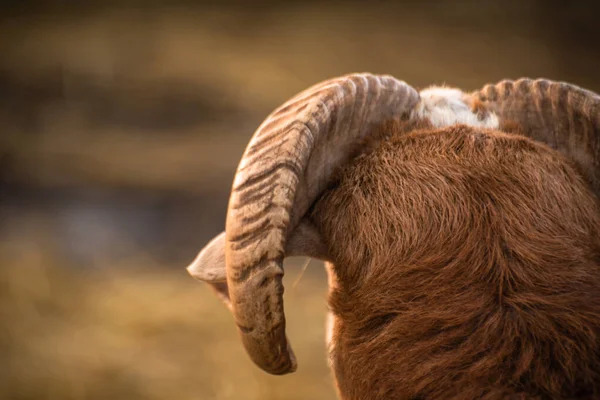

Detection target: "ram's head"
[186, 73, 599, 375]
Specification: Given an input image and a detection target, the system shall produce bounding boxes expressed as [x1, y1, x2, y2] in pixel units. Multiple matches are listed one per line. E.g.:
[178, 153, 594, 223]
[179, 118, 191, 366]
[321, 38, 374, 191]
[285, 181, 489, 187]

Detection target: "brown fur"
[470, 97, 493, 122]
[310, 122, 600, 400]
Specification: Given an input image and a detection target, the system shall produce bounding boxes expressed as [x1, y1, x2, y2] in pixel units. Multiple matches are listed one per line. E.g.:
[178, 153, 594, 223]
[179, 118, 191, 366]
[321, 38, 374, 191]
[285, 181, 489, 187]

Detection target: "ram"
[188, 73, 600, 399]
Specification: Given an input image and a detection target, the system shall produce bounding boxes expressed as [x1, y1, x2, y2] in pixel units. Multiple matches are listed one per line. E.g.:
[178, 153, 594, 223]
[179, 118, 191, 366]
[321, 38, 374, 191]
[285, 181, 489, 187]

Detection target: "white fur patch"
[325, 262, 339, 368]
[325, 311, 337, 367]
[411, 86, 499, 129]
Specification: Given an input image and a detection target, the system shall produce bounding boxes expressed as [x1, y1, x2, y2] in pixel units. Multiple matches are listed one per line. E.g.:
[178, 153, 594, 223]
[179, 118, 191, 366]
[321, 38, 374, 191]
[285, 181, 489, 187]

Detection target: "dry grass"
[0, 243, 335, 400]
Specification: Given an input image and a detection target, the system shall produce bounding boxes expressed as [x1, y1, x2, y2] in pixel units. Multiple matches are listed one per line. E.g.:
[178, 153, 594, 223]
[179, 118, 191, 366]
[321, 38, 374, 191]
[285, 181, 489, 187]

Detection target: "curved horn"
[470, 79, 600, 196]
[225, 73, 420, 374]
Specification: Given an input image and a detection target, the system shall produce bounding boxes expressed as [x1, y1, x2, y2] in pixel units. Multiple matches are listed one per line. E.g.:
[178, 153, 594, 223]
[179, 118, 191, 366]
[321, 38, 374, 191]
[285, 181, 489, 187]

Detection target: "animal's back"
[313, 124, 600, 400]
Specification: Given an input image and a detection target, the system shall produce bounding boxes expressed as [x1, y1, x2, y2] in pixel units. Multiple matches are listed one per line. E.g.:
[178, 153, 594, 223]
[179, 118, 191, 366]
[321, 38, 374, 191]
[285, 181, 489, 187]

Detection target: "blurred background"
[0, 1, 598, 399]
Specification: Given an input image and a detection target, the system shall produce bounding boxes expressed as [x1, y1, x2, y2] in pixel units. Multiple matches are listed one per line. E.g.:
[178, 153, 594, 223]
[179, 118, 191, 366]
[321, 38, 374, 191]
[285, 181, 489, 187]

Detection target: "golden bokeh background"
[1, 1, 598, 399]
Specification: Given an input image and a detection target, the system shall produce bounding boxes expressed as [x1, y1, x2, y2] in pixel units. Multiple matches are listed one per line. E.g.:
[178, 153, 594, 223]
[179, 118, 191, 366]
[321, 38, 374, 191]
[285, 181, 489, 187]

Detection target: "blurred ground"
[0, 246, 331, 400]
[0, 1, 598, 399]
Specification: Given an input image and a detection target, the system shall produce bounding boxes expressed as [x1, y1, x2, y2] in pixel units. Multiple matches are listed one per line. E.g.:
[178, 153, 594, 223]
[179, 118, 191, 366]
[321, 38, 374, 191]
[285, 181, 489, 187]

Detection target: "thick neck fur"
[311, 122, 600, 400]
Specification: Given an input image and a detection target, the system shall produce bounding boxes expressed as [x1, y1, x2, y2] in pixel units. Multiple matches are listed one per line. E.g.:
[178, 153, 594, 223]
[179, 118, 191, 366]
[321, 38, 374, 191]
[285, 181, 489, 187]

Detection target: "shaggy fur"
[311, 122, 600, 400]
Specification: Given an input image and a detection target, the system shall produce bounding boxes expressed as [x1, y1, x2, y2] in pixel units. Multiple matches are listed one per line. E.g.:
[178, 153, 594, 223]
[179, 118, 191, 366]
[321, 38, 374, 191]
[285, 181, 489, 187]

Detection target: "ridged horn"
[471, 79, 600, 196]
[224, 73, 420, 374]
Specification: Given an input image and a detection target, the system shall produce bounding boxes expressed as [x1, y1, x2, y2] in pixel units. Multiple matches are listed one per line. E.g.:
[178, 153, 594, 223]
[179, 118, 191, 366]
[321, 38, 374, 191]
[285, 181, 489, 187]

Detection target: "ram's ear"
[186, 232, 232, 310]
[187, 221, 330, 310]
[187, 232, 227, 282]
